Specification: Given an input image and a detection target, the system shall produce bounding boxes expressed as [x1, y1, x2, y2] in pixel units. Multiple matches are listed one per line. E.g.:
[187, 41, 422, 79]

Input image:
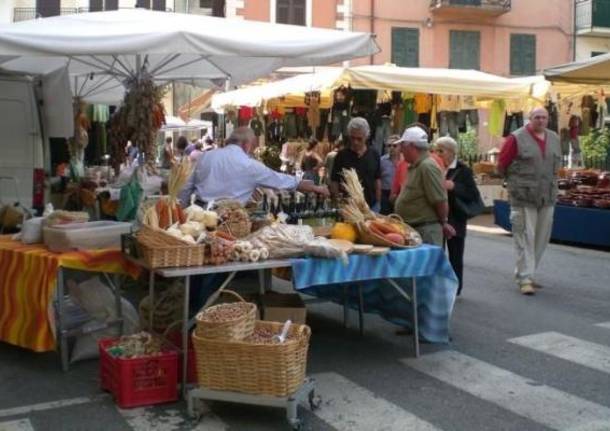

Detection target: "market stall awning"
[344, 65, 547, 98]
[544, 53, 610, 84]
[211, 65, 550, 112]
[211, 68, 344, 112]
[0, 9, 379, 104]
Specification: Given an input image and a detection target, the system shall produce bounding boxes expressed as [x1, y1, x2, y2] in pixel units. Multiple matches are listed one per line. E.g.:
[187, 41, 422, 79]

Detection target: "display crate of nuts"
[192, 320, 311, 397]
[195, 290, 257, 340]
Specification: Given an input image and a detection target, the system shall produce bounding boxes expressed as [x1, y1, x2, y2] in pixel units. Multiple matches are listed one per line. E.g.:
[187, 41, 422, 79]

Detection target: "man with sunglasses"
[380, 135, 402, 214]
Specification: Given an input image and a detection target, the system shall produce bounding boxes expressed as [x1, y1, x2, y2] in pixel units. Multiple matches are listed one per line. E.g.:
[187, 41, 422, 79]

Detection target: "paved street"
[1, 228, 609, 431]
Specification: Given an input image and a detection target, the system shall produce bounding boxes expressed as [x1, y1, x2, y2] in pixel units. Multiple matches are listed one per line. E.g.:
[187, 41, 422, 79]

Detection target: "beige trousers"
[510, 205, 554, 285]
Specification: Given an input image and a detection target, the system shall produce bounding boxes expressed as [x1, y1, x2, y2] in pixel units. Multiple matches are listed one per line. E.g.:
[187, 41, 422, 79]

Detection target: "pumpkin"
[330, 222, 358, 242]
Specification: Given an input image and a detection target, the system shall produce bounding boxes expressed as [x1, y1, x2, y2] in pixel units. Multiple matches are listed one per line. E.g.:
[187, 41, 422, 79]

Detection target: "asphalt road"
[1, 230, 609, 431]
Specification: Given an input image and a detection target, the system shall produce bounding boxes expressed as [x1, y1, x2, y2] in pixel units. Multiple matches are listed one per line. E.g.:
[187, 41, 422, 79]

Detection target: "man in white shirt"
[179, 127, 328, 207]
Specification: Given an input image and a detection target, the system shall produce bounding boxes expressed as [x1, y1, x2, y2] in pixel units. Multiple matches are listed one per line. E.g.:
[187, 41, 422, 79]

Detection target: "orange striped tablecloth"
[0, 236, 141, 352]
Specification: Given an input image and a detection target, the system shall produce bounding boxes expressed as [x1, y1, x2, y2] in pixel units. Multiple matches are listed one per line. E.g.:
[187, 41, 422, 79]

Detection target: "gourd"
[330, 222, 358, 242]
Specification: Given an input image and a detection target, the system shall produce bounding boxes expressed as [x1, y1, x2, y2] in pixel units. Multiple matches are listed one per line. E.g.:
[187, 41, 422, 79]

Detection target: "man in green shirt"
[394, 126, 455, 246]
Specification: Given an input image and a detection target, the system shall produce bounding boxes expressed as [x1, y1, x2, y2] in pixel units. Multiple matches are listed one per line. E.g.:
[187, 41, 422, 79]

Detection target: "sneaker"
[520, 283, 535, 295]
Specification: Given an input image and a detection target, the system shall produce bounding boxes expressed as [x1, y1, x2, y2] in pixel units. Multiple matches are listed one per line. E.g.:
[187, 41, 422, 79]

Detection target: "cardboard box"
[262, 292, 307, 324]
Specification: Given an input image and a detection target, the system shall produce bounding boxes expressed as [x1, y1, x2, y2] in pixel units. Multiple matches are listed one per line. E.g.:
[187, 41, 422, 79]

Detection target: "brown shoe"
[520, 283, 535, 295]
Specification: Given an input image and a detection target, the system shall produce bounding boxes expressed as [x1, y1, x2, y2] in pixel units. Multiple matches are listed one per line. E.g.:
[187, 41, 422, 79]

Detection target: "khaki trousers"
[416, 223, 443, 247]
[509, 205, 554, 285]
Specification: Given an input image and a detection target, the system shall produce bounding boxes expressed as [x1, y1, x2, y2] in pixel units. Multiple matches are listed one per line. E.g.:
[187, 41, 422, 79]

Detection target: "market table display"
[0, 236, 140, 362]
[494, 200, 610, 247]
[136, 246, 457, 395]
[291, 244, 458, 344]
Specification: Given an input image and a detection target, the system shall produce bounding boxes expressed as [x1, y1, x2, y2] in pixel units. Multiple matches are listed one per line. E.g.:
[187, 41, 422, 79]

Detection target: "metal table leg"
[56, 267, 69, 372]
[148, 270, 155, 331]
[357, 285, 364, 337]
[103, 273, 124, 336]
[182, 275, 191, 398]
[411, 278, 419, 358]
[386, 278, 418, 357]
[343, 284, 349, 328]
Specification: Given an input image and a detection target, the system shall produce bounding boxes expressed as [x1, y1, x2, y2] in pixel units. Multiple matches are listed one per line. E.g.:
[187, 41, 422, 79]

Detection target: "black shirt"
[331, 147, 381, 206]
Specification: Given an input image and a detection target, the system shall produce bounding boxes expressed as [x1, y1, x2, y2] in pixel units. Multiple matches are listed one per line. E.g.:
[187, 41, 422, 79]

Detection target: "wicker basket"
[192, 320, 311, 397]
[218, 218, 252, 239]
[195, 290, 256, 340]
[136, 225, 205, 268]
[357, 214, 422, 249]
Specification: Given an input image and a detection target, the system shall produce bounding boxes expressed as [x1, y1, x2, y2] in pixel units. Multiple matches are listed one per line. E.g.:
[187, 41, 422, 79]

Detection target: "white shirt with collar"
[179, 144, 298, 205]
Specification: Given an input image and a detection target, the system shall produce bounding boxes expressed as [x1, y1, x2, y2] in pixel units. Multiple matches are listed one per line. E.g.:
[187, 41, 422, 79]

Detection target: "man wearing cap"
[394, 126, 455, 246]
[498, 107, 561, 295]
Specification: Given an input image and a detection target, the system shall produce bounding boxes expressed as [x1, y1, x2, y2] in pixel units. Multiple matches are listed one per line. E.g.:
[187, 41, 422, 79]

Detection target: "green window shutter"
[510, 34, 536, 76]
[449, 30, 480, 70]
[391, 28, 419, 67]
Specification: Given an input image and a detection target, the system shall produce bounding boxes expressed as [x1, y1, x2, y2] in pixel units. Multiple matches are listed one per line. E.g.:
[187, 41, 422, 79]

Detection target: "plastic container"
[43, 221, 132, 252]
[99, 339, 178, 409]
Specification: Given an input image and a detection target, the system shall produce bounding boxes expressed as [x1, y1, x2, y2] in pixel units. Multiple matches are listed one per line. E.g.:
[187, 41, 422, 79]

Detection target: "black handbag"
[449, 168, 485, 219]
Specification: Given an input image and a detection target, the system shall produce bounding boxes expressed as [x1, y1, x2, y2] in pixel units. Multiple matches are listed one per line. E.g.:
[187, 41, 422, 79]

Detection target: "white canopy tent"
[0, 9, 379, 105]
[212, 65, 550, 112]
[544, 53, 610, 84]
[544, 55, 610, 100]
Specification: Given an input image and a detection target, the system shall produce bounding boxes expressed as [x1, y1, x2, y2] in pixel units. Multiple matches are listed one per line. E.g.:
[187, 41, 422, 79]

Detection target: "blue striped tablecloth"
[290, 245, 458, 343]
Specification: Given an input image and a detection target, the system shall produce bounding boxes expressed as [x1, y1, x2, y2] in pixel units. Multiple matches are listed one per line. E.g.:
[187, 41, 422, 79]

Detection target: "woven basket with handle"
[194, 290, 256, 340]
[192, 320, 310, 397]
[135, 225, 205, 268]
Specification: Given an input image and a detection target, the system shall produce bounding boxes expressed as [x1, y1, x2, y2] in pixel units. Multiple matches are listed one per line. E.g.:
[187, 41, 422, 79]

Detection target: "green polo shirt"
[394, 152, 447, 225]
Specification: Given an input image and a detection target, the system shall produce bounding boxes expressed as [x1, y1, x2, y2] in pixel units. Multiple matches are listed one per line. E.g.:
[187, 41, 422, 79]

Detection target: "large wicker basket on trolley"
[194, 290, 256, 340]
[135, 225, 205, 268]
[192, 320, 311, 397]
[357, 214, 422, 249]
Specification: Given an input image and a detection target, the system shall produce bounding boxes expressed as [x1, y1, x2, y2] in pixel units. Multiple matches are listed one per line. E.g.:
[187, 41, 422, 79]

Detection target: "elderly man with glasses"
[330, 117, 382, 211]
[380, 135, 402, 215]
[394, 126, 455, 246]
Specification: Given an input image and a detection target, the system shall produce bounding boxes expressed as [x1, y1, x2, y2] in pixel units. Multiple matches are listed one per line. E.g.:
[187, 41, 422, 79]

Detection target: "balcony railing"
[576, 0, 610, 34]
[13, 6, 173, 22]
[430, 0, 511, 16]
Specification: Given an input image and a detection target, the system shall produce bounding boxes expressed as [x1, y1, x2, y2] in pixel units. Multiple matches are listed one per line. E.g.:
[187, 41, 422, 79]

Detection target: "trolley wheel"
[308, 390, 321, 411]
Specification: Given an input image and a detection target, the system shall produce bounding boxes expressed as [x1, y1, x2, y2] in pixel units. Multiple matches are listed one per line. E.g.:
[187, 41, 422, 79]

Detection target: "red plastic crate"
[165, 331, 198, 384]
[99, 338, 178, 409]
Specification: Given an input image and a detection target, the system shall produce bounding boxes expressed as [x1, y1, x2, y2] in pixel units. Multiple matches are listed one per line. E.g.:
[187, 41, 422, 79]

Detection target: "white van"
[0, 75, 47, 214]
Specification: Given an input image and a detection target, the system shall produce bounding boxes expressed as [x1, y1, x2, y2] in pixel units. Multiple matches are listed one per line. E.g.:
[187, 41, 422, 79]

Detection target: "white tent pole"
[205, 56, 232, 80]
[148, 54, 181, 75]
[80, 74, 121, 98]
[136, 54, 142, 79]
[154, 56, 212, 77]
[111, 55, 133, 77]
[70, 56, 130, 79]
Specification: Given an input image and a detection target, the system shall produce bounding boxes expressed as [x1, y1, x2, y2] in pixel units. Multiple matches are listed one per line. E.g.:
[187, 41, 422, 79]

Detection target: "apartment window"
[391, 28, 419, 67]
[136, 0, 151, 8]
[105, 0, 119, 10]
[449, 30, 480, 70]
[152, 0, 166, 10]
[36, 0, 61, 17]
[277, 0, 306, 26]
[89, 0, 103, 12]
[510, 34, 536, 76]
